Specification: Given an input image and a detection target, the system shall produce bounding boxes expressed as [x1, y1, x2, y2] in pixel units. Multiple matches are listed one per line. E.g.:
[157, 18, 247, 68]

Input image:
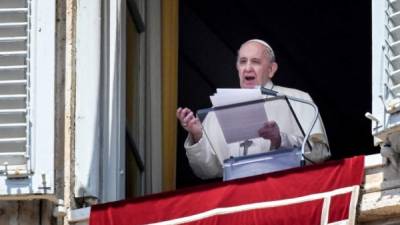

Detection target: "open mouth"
[244, 76, 255, 81]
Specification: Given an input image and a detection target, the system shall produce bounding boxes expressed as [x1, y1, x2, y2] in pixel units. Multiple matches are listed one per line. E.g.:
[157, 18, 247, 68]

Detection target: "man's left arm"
[279, 129, 330, 163]
[259, 90, 330, 163]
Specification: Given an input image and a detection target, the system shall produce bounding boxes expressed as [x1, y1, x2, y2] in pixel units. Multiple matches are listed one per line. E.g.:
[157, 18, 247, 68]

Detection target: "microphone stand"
[261, 87, 319, 167]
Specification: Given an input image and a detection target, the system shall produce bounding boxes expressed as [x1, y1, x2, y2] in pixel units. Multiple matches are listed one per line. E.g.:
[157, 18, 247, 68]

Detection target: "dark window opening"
[177, 0, 378, 188]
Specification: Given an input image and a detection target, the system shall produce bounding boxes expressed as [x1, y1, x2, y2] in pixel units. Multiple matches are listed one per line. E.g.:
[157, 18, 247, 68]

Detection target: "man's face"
[236, 42, 275, 88]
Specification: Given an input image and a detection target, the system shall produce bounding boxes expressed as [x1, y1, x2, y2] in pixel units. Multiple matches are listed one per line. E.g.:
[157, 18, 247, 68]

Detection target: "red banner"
[90, 155, 364, 225]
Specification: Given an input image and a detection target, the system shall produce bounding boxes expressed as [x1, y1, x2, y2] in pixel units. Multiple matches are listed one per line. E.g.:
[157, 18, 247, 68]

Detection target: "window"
[125, 1, 146, 197]
[371, 0, 400, 141]
[0, 0, 55, 195]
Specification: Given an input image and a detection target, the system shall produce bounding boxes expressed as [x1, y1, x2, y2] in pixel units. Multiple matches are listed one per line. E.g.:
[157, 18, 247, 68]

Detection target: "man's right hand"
[176, 107, 203, 143]
[258, 120, 282, 149]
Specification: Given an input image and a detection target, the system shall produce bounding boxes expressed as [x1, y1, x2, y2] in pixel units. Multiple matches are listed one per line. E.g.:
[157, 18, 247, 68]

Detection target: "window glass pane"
[125, 9, 142, 197]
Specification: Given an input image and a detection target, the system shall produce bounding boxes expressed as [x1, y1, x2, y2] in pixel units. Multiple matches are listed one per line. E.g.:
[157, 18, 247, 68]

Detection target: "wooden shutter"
[372, 0, 400, 141]
[0, 0, 55, 196]
[0, 0, 30, 176]
[385, 0, 400, 102]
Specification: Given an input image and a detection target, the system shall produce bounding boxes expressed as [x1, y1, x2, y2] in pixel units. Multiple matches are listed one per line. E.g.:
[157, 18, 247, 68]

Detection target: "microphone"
[261, 87, 279, 96]
[261, 86, 324, 164]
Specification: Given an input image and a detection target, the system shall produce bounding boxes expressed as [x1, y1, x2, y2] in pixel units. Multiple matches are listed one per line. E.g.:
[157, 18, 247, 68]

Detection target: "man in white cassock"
[177, 39, 330, 179]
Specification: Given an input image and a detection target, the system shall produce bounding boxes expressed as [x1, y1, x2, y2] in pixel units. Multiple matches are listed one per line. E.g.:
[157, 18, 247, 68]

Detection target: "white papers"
[209, 88, 267, 143]
[210, 88, 263, 107]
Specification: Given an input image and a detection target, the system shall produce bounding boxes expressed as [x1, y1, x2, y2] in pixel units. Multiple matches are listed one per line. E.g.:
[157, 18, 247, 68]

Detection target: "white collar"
[263, 81, 274, 90]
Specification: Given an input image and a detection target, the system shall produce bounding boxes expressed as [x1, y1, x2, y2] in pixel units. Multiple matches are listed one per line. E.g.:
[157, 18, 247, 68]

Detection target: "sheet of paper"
[210, 88, 263, 107]
[215, 102, 267, 143]
[208, 88, 268, 143]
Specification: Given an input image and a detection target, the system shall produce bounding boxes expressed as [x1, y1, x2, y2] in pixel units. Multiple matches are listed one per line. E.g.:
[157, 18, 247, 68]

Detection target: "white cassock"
[184, 81, 330, 179]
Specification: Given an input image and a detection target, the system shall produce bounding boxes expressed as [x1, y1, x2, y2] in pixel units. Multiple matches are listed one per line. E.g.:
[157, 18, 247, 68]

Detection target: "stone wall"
[359, 154, 400, 224]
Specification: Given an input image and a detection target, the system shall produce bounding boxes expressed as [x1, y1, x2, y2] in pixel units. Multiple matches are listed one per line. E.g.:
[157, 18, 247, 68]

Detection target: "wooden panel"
[0, 200, 53, 225]
[162, 0, 179, 191]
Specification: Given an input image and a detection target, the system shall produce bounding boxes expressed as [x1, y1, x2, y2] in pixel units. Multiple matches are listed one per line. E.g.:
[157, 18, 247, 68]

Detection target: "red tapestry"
[90, 155, 364, 225]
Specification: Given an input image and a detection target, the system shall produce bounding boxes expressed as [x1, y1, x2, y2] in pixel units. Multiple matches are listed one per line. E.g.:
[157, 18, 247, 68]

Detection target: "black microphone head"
[261, 87, 278, 96]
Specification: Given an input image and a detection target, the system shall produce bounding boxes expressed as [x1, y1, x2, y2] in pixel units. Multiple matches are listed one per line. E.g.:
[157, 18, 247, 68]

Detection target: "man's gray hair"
[239, 39, 276, 62]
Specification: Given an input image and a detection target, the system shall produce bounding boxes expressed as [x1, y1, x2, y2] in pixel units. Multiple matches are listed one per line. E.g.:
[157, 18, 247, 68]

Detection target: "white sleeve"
[184, 134, 222, 179]
[280, 132, 330, 163]
[280, 131, 303, 149]
[303, 134, 331, 163]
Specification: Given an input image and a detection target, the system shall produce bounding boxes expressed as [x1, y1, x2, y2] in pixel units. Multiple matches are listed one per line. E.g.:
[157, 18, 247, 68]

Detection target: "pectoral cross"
[240, 139, 253, 156]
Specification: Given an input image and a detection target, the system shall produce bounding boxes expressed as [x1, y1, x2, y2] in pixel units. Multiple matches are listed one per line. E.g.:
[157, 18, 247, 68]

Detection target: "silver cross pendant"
[240, 139, 253, 156]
